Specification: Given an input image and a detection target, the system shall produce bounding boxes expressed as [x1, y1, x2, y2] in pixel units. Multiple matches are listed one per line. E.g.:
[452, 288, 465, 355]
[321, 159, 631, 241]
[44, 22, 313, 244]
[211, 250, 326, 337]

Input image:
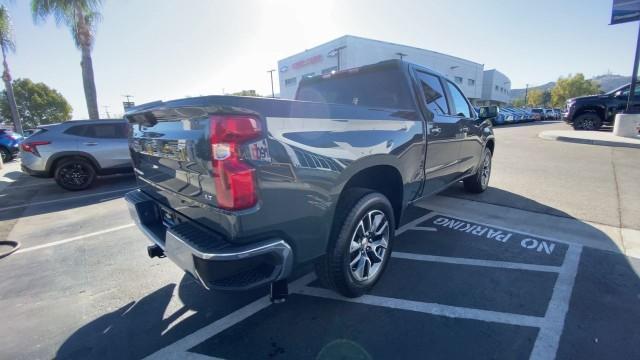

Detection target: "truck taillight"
[21, 141, 50, 156]
[210, 115, 262, 210]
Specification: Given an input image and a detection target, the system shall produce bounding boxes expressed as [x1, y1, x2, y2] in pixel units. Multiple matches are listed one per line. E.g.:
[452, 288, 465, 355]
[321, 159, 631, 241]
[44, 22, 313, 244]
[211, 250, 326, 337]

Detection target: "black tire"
[572, 113, 602, 131]
[315, 189, 395, 298]
[54, 157, 96, 191]
[0, 147, 10, 163]
[463, 147, 492, 193]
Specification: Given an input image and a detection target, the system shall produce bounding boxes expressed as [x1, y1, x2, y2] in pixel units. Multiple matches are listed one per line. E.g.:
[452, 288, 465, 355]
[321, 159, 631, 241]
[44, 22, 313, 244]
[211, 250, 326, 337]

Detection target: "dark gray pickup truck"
[124, 60, 496, 300]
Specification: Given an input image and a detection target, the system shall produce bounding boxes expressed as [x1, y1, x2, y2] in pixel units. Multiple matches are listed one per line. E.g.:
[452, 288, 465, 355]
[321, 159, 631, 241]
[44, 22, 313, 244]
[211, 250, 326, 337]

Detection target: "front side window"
[446, 81, 471, 118]
[416, 71, 449, 115]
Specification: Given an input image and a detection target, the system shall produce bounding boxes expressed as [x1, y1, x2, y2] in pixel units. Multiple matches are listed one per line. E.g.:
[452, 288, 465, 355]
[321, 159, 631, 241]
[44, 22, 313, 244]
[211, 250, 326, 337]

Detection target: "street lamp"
[328, 45, 347, 70]
[267, 69, 276, 98]
[396, 52, 407, 61]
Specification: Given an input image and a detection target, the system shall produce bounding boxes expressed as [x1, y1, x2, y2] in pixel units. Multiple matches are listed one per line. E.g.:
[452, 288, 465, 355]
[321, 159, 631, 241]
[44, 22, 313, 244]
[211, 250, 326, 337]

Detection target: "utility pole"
[524, 84, 529, 106]
[267, 69, 276, 98]
[328, 46, 347, 71]
[396, 52, 407, 61]
[103, 105, 111, 119]
[121, 95, 135, 112]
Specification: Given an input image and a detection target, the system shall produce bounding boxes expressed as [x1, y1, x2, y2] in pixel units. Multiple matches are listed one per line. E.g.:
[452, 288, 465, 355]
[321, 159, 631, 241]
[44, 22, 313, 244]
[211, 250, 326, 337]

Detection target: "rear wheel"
[0, 147, 11, 163]
[315, 189, 395, 298]
[463, 147, 492, 193]
[573, 113, 602, 131]
[54, 157, 96, 191]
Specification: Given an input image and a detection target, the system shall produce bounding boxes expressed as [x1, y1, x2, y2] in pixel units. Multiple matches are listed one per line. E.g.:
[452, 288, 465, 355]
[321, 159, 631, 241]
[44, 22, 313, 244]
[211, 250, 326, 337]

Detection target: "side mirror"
[479, 106, 497, 119]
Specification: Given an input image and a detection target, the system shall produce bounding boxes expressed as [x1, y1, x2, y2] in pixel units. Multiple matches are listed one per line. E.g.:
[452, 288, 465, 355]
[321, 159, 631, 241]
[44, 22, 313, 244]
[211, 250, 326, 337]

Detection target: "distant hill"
[510, 74, 631, 100]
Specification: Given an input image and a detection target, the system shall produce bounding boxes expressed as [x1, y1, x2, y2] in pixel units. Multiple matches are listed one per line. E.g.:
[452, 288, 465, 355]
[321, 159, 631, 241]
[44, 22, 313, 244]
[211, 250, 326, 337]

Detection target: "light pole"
[396, 52, 407, 61]
[524, 84, 529, 106]
[102, 105, 111, 119]
[267, 69, 275, 98]
[328, 46, 347, 71]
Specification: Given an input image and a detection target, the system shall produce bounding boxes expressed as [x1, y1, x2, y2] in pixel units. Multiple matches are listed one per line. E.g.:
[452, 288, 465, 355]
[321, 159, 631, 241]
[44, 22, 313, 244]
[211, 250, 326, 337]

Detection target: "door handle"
[430, 126, 442, 136]
[83, 142, 98, 146]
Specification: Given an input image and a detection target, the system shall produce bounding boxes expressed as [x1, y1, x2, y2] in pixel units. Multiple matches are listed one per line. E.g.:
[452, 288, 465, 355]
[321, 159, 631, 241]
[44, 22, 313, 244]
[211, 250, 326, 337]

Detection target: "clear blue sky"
[6, 0, 639, 118]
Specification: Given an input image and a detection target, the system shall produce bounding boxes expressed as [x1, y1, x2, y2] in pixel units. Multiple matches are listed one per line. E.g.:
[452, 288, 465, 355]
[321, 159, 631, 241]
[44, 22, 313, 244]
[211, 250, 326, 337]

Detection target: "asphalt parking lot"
[0, 121, 639, 360]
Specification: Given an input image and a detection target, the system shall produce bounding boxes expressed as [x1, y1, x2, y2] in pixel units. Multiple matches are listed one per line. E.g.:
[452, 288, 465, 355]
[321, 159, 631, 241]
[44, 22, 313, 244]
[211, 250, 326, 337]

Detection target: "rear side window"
[64, 123, 127, 138]
[296, 66, 413, 109]
[446, 81, 471, 118]
[89, 123, 127, 139]
[416, 71, 449, 115]
[64, 125, 90, 136]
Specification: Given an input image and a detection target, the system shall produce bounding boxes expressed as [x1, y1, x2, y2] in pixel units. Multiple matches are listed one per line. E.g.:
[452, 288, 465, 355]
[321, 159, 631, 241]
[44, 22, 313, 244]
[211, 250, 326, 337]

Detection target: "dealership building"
[277, 35, 511, 105]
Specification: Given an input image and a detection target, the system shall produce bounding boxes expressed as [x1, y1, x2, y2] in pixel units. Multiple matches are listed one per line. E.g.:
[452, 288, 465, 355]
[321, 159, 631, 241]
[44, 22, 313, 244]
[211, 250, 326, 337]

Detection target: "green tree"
[512, 98, 525, 107]
[527, 89, 543, 106]
[542, 90, 552, 107]
[551, 73, 600, 107]
[0, 5, 22, 134]
[0, 78, 72, 129]
[31, 0, 102, 120]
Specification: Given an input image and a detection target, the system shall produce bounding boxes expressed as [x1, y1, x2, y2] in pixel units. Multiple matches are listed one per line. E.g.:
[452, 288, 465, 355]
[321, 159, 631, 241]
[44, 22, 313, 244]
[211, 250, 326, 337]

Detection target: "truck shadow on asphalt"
[53, 190, 640, 360]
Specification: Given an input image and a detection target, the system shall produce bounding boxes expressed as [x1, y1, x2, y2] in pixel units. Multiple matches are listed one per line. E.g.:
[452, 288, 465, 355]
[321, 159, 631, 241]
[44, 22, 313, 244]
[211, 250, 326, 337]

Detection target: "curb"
[539, 132, 640, 149]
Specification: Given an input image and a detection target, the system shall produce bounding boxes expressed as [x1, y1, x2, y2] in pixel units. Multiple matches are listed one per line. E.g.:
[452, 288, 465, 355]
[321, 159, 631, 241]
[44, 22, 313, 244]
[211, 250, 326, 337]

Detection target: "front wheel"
[572, 113, 602, 131]
[463, 147, 492, 193]
[315, 190, 395, 298]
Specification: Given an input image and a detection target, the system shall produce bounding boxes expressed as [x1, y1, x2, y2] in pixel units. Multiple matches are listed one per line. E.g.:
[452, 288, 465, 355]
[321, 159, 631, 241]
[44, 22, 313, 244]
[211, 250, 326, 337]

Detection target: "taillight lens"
[210, 116, 262, 210]
[21, 141, 50, 156]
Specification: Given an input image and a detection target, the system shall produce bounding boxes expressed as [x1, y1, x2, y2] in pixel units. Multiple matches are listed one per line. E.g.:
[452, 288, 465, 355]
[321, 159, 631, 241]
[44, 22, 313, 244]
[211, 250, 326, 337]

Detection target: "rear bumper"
[21, 164, 49, 177]
[125, 189, 293, 291]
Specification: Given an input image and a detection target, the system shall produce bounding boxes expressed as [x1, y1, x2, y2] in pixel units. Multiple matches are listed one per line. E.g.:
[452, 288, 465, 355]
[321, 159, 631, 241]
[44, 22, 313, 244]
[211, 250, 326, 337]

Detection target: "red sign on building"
[291, 54, 323, 70]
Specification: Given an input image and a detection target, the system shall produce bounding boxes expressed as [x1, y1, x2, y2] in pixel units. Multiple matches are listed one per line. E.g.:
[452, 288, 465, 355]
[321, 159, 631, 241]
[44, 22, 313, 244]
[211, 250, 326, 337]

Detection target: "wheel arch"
[46, 151, 101, 176]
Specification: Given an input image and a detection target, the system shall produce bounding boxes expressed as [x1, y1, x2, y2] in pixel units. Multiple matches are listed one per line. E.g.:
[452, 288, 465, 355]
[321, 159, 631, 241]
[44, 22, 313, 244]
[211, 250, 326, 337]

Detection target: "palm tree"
[31, 0, 101, 120]
[0, 5, 22, 134]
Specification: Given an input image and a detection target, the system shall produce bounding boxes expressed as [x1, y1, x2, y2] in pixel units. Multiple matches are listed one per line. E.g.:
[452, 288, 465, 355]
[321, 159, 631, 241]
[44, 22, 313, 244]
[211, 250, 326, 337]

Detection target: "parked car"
[20, 119, 132, 190]
[0, 129, 22, 162]
[125, 60, 496, 299]
[564, 83, 638, 130]
[544, 108, 555, 120]
[553, 108, 563, 120]
[530, 108, 544, 121]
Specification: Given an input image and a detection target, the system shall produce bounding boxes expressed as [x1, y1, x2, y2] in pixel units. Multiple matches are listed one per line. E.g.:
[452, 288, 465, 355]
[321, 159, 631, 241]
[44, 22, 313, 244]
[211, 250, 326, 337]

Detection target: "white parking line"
[14, 223, 135, 254]
[392, 252, 562, 273]
[294, 285, 546, 328]
[396, 212, 438, 235]
[0, 187, 137, 212]
[530, 245, 583, 360]
[145, 273, 317, 360]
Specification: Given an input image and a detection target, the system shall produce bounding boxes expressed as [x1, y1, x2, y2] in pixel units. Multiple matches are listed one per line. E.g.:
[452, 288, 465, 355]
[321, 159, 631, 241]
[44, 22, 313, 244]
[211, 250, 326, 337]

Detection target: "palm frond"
[31, 0, 102, 50]
[0, 5, 16, 54]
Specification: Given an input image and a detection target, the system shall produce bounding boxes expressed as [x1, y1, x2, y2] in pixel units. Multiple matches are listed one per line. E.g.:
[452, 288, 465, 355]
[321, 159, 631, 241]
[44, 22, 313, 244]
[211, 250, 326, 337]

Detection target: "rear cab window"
[296, 63, 413, 109]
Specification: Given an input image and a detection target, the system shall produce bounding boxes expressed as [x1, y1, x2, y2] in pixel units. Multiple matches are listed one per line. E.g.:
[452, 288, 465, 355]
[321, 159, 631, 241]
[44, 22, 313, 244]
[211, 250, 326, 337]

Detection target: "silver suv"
[20, 120, 132, 190]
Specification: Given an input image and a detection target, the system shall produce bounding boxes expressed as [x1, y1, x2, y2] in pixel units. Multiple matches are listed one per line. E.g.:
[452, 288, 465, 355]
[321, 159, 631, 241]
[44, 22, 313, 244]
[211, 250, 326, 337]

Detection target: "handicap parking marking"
[146, 208, 583, 360]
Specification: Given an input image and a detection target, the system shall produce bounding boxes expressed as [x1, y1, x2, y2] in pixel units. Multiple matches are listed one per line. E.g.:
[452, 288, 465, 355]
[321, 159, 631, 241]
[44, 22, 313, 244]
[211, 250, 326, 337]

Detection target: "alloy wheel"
[349, 209, 390, 282]
[481, 153, 491, 187]
[59, 163, 90, 187]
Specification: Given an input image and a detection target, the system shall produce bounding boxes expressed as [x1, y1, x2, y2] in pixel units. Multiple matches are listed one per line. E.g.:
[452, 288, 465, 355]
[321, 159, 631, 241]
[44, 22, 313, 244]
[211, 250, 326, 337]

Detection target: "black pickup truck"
[124, 60, 496, 299]
[564, 83, 640, 130]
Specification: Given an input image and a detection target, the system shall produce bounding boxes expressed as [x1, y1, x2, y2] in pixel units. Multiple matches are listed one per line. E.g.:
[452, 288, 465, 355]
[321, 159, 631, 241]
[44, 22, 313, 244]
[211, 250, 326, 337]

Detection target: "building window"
[495, 85, 499, 91]
[321, 66, 338, 75]
[468, 79, 475, 86]
[455, 76, 463, 84]
[285, 77, 297, 86]
[302, 72, 315, 78]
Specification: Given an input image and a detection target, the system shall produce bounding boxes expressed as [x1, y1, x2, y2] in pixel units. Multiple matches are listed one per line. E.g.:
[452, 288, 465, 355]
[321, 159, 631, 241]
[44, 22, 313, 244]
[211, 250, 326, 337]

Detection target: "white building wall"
[277, 35, 490, 101]
[480, 69, 511, 105]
